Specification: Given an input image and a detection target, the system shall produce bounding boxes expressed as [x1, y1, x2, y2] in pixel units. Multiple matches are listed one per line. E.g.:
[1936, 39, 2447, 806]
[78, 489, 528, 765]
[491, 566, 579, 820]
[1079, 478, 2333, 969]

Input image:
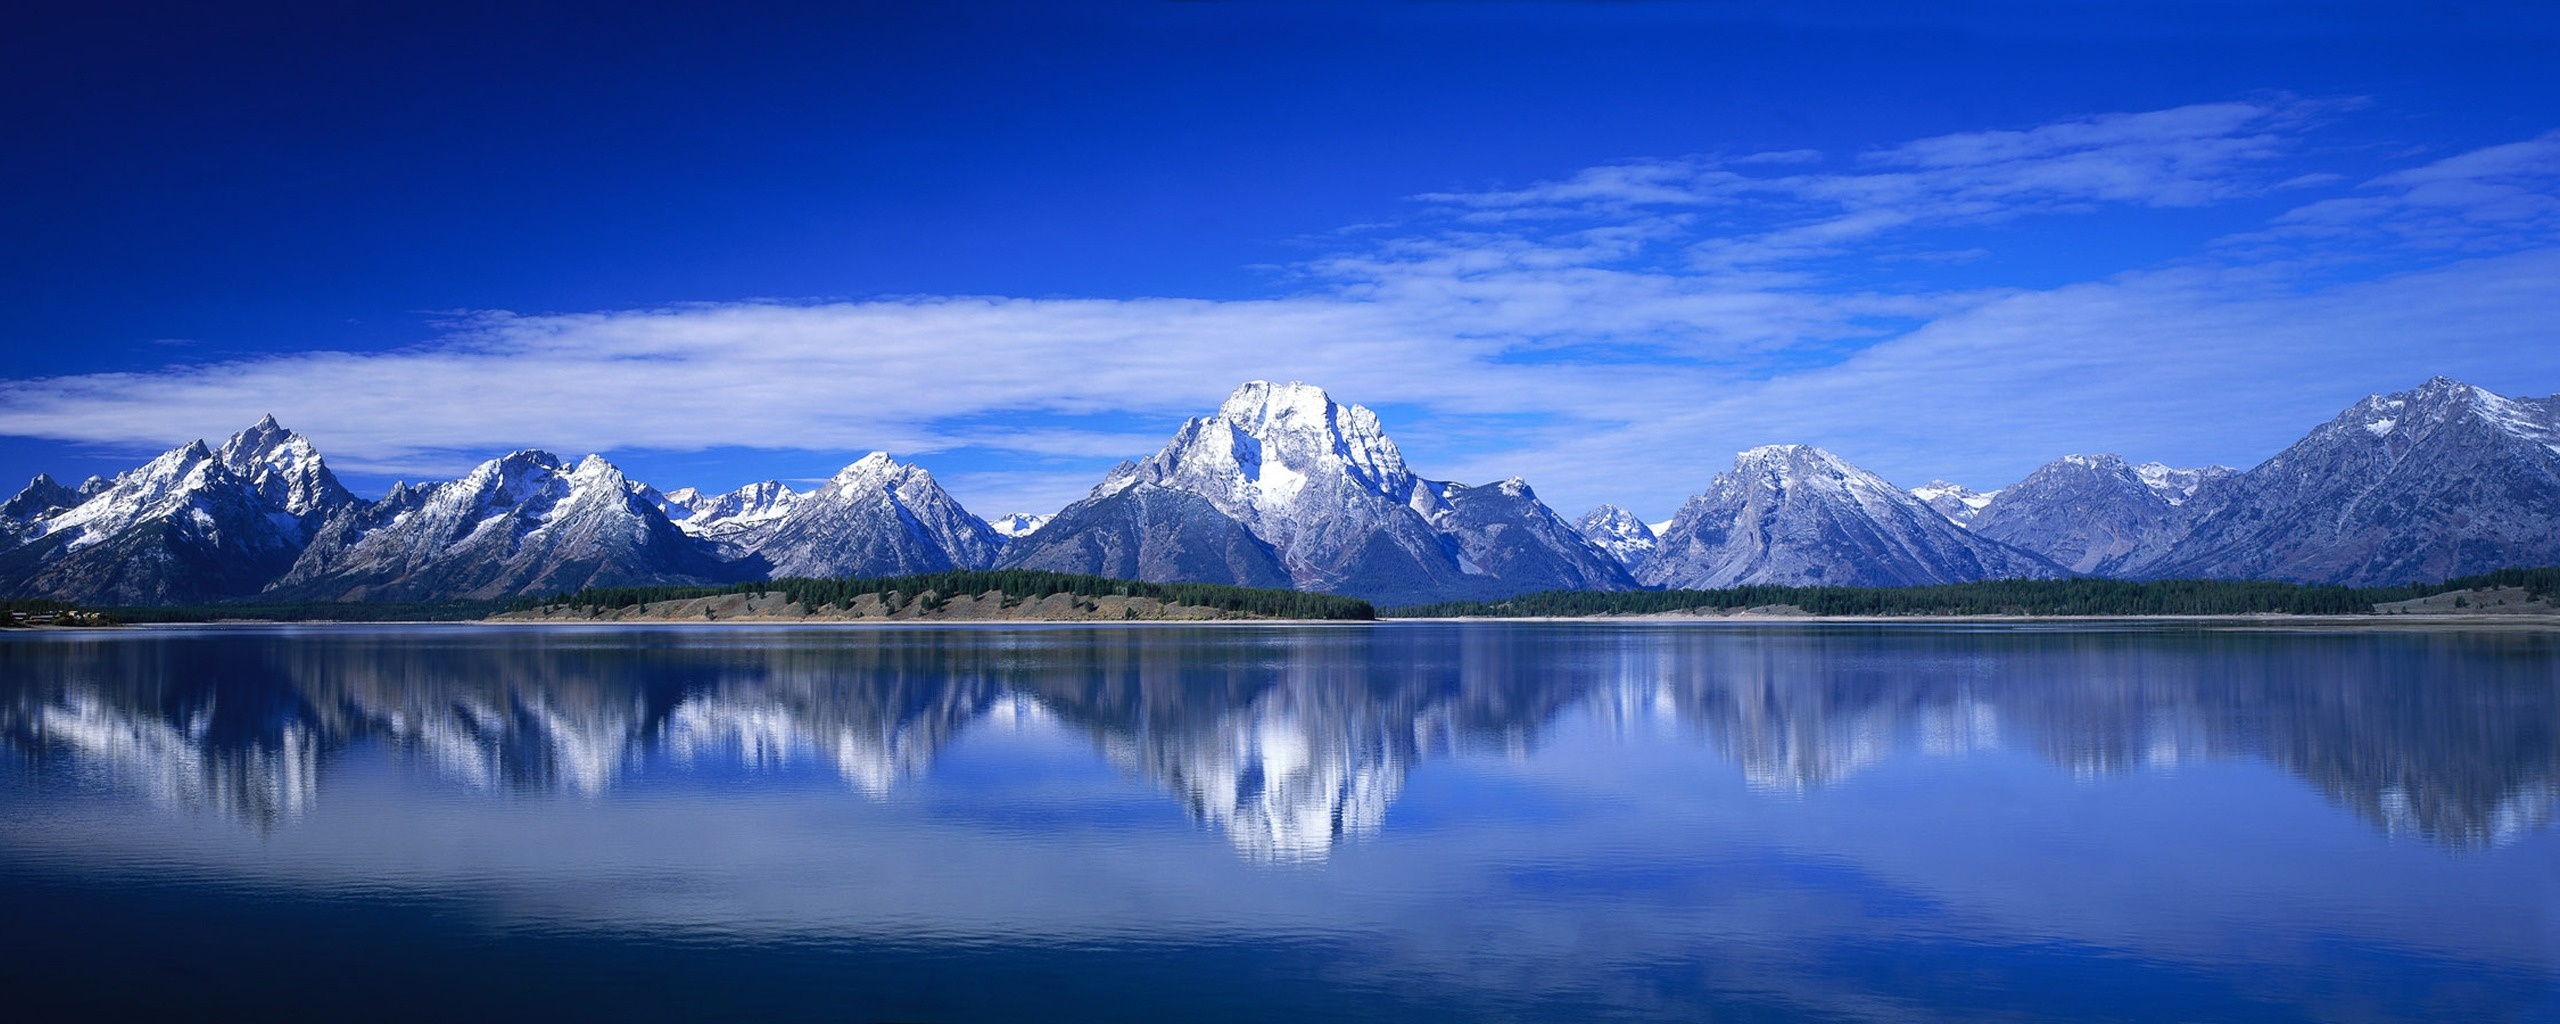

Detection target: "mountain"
[986, 512, 1053, 540]
[273, 450, 732, 600]
[1430, 480, 1639, 593]
[1638, 445, 2062, 589]
[998, 483, 1294, 589]
[1573, 504, 1659, 571]
[2132, 462, 2235, 504]
[721, 452, 1002, 578]
[1910, 481, 1996, 526]
[646, 480, 799, 546]
[0, 417, 360, 604]
[1, 474, 83, 532]
[2137, 377, 2560, 585]
[1969, 455, 2196, 575]
[1000, 381, 1630, 604]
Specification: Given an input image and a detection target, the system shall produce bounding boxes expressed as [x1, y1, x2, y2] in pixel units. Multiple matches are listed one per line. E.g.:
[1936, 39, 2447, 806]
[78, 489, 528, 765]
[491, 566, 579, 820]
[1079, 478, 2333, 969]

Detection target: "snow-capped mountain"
[2138, 377, 2560, 585]
[1969, 454, 2197, 575]
[1909, 481, 1997, 526]
[645, 480, 799, 545]
[2131, 462, 2235, 505]
[1430, 479, 1638, 594]
[723, 452, 1001, 579]
[1639, 445, 2062, 589]
[1574, 505, 1659, 570]
[1, 474, 83, 528]
[1000, 381, 1630, 605]
[0, 418, 359, 603]
[274, 450, 732, 600]
[6, 375, 2555, 605]
[1000, 482, 1296, 591]
[985, 512, 1053, 540]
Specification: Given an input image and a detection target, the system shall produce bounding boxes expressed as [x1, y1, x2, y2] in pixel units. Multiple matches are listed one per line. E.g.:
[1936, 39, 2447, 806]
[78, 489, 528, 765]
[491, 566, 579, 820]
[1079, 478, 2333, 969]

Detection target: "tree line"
[509, 569, 1378, 621]
[1381, 568, 2560, 619]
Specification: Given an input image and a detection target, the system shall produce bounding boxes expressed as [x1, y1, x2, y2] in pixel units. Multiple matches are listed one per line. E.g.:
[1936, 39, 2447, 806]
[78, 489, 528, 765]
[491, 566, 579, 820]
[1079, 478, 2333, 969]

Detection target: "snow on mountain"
[1969, 454, 2189, 575]
[1, 474, 82, 530]
[1573, 504, 1659, 570]
[0, 418, 359, 603]
[998, 482, 1294, 590]
[2130, 462, 2235, 505]
[2138, 377, 2560, 585]
[1639, 445, 2062, 589]
[1909, 480, 1997, 526]
[273, 450, 732, 600]
[659, 480, 800, 544]
[986, 512, 1054, 540]
[1431, 479, 1638, 594]
[217, 413, 356, 523]
[1004, 381, 1629, 605]
[730, 452, 1001, 578]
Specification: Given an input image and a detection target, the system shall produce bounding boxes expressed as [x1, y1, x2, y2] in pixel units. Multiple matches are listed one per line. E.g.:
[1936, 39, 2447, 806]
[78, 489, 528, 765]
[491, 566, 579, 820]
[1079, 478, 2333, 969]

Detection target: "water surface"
[2, 622, 2553, 1021]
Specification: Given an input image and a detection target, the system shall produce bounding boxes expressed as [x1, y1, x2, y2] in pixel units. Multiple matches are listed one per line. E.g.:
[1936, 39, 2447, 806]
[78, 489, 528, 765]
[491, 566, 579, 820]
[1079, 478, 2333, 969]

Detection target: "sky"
[4, 0, 2559, 520]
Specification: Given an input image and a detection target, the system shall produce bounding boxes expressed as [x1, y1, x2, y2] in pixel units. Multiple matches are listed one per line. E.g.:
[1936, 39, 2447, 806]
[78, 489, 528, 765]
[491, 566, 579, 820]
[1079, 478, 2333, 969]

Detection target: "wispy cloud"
[2, 102, 2554, 518]
[2242, 129, 2560, 252]
[1408, 100, 2323, 268]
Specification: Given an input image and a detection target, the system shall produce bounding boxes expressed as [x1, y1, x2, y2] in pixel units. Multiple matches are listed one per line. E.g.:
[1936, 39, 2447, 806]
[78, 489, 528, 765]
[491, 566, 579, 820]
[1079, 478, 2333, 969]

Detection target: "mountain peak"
[1910, 480, 1997, 525]
[1216, 380, 1338, 424]
[840, 451, 898, 475]
[1645, 445, 2058, 588]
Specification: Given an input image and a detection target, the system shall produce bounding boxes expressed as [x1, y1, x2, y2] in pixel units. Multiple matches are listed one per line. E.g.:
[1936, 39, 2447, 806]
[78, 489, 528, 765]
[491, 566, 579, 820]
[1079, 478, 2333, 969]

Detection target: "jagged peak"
[2050, 453, 2129, 471]
[2338, 376, 2555, 445]
[1202, 380, 1410, 484]
[1576, 504, 1656, 537]
[833, 450, 904, 479]
[570, 453, 626, 482]
[456, 450, 569, 495]
[1731, 443, 1858, 475]
[1911, 480, 1983, 499]
[1216, 380, 1341, 425]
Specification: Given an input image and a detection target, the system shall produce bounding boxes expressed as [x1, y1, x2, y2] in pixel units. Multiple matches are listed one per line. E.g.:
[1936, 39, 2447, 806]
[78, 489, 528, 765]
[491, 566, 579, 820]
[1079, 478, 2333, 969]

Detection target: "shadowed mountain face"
[0, 417, 359, 604]
[720, 452, 1003, 578]
[5, 625, 2548, 855]
[273, 450, 735, 601]
[998, 484, 1295, 590]
[1970, 454, 2196, 575]
[5, 376, 2558, 604]
[1640, 445, 2061, 588]
[1002, 382, 1631, 605]
[2140, 378, 2560, 585]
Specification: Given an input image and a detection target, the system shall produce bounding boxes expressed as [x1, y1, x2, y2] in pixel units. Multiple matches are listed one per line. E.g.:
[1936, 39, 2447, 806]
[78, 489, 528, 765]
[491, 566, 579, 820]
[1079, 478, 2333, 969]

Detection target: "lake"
[0, 622, 2552, 1022]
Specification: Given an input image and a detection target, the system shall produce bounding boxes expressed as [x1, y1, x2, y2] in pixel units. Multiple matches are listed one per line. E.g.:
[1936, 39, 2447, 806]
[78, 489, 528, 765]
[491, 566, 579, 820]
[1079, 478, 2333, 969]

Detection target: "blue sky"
[5, 1, 2559, 518]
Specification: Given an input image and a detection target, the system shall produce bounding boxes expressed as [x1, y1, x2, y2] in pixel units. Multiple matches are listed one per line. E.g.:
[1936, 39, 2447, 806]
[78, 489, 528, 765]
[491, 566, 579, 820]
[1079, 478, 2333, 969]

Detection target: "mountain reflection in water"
[2, 623, 2551, 857]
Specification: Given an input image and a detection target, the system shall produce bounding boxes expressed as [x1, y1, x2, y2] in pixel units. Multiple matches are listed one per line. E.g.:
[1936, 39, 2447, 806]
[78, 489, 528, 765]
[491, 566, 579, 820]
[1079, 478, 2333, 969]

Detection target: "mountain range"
[3, 376, 2554, 606]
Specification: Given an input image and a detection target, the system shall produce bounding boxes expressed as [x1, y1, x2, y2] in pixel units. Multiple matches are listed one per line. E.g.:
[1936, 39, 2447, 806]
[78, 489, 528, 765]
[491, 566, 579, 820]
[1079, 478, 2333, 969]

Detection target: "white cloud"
[3, 104, 2555, 519]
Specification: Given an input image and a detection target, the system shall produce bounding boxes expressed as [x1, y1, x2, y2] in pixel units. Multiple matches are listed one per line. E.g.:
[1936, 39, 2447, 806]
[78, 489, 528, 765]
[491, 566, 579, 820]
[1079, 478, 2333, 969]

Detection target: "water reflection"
[1, 624, 2554, 854]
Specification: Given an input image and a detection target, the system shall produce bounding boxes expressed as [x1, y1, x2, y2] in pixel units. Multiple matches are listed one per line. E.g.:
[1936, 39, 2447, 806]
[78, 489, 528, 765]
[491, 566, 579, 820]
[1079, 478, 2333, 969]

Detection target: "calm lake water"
[0, 622, 2553, 1022]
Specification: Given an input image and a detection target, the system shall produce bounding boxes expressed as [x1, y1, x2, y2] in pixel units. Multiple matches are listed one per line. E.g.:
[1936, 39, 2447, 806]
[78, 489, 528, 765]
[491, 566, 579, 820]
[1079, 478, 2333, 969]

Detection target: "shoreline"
[11, 611, 2556, 631]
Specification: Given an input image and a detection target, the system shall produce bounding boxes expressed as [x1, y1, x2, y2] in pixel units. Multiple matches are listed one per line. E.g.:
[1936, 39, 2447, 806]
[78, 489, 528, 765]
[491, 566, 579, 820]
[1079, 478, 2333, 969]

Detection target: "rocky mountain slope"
[4, 375, 2555, 604]
[1970, 454, 2196, 575]
[2137, 377, 2560, 585]
[0, 417, 358, 603]
[1639, 445, 2062, 588]
[1574, 504, 1659, 571]
[998, 381, 1630, 605]
[1909, 481, 1996, 526]
[273, 450, 732, 600]
[717, 453, 1001, 578]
